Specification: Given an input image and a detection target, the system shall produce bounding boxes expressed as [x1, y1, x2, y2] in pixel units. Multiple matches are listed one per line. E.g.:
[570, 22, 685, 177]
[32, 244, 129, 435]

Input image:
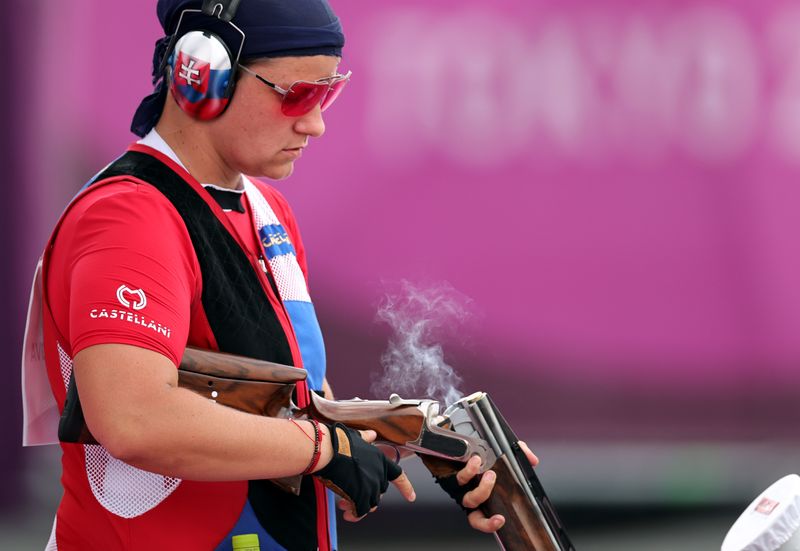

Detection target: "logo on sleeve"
[116, 285, 147, 310]
[88, 284, 172, 339]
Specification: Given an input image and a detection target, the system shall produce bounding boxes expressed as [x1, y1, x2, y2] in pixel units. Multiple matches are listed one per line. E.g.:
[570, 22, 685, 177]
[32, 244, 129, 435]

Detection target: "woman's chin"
[260, 161, 295, 181]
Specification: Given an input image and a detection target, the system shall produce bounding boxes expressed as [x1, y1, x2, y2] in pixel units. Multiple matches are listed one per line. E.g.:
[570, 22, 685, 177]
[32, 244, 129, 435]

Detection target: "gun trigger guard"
[375, 442, 402, 463]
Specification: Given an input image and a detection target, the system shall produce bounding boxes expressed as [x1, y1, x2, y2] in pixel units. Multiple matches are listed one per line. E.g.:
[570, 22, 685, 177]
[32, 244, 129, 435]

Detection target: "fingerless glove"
[315, 423, 403, 517]
[434, 471, 480, 512]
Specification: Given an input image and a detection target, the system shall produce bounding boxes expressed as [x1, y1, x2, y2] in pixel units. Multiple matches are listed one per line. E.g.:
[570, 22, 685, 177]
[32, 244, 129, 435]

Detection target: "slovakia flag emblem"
[174, 51, 209, 97]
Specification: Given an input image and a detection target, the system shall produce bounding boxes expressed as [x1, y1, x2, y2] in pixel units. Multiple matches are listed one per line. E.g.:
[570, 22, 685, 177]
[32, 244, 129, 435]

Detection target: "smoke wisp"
[372, 280, 472, 406]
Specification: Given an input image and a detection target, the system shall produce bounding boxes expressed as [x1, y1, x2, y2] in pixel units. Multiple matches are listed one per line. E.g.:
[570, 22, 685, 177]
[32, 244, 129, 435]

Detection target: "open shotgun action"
[59, 347, 575, 551]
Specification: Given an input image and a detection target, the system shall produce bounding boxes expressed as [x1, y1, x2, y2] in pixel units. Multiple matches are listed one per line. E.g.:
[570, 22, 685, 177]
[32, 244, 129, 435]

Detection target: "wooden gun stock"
[58, 347, 308, 445]
[176, 347, 305, 417]
[304, 393, 426, 447]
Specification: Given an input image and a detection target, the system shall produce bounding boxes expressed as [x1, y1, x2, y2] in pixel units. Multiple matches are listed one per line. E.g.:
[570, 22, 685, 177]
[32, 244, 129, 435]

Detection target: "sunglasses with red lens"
[239, 65, 352, 117]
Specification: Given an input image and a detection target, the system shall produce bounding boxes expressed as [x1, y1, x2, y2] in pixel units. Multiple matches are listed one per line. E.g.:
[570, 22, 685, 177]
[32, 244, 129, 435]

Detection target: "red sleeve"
[60, 181, 199, 367]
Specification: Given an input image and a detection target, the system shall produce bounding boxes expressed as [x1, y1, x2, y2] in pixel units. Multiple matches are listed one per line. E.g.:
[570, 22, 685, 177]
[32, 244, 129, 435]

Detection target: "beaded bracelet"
[301, 419, 323, 475]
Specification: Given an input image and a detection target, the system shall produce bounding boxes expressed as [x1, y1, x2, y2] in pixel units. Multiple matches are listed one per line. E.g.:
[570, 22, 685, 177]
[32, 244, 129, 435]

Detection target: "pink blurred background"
[4, 0, 800, 548]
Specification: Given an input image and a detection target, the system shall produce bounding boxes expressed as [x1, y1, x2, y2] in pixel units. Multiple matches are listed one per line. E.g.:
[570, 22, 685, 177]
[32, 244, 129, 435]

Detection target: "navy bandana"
[131, 0, 345, 137]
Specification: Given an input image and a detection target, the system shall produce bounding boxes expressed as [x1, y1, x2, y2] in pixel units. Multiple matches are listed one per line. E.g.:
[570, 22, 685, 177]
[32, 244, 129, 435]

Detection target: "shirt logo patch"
[116, 285, 147, 311]
[259, 224, 297, 259]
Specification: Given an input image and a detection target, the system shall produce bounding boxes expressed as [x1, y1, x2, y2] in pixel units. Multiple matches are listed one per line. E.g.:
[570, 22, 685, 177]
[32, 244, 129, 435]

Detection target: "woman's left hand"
[457, 441, 539, 533]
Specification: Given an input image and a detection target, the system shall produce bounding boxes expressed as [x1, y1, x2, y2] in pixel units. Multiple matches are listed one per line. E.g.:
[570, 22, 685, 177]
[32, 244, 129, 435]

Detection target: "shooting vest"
[23, 145, 333, 551]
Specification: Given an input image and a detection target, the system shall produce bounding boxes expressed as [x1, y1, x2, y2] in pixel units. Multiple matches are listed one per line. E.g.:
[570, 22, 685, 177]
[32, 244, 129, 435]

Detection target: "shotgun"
[59, 347, 575, 551]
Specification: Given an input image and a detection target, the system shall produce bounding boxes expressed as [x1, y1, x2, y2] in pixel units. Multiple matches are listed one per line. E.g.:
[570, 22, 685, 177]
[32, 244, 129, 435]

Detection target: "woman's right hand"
[314, 423, 416, 521]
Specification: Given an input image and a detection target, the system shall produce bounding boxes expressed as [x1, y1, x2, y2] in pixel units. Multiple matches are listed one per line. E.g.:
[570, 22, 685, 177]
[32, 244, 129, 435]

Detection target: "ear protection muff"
[166, 30, 236, 120]
[162, 0, 245, 120]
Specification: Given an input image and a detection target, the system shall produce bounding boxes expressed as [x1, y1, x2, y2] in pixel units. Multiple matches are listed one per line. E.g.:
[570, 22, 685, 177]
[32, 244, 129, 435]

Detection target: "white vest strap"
[21, 258, 60, 446]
